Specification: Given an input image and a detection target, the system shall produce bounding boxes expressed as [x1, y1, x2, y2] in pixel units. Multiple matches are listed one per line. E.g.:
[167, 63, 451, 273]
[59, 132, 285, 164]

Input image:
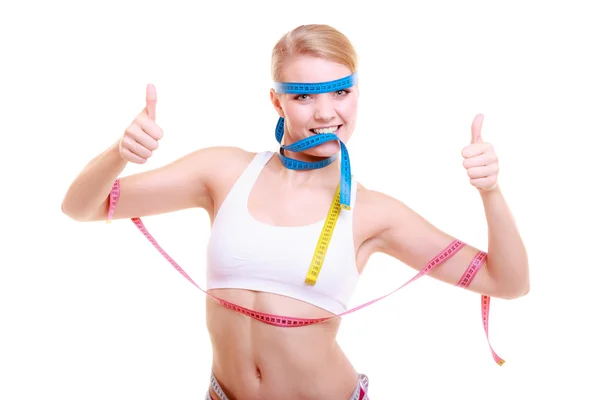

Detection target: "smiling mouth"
[310, 125, 342, 134]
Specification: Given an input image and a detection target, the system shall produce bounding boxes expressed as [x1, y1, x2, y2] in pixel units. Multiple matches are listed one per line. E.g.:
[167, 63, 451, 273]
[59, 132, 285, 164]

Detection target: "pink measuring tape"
[107, 179, 504, 366]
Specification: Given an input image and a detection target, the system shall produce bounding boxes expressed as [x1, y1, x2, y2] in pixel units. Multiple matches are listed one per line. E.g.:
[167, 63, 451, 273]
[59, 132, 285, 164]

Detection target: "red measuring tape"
[107, 179, 504, 365]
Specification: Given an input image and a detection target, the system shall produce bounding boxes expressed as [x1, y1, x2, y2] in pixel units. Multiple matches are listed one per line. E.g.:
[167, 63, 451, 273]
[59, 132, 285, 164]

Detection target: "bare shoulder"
[95, 145, 258, 222]
[353, 182, 407, 238]
[188, 145, 255, 166]
[191, 145, 257, 178]
[175, 145, 259, 212]
[200, 146, 259, 195]
[352, 181, 508, 298]
[354, 181, 454, 252]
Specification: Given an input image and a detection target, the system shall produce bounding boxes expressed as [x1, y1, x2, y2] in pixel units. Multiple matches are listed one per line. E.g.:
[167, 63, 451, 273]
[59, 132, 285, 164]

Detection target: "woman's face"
[270, 54, 359, 159]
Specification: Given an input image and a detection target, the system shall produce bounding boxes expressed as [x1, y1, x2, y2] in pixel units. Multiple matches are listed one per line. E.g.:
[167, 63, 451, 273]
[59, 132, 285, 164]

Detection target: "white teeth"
[312, 126, 339, 134]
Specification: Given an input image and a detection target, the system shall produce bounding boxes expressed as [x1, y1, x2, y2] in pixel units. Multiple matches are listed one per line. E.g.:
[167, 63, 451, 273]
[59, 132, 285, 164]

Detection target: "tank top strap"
[232, 150, 273, 195]
[215, 150, 274, 216]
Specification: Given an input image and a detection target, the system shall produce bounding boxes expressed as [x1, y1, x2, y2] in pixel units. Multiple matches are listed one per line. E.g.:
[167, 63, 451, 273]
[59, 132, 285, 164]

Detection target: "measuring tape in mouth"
[274, 72, 356, 211]
[106, 72, 505, 366]
[273, 73, 356, 285]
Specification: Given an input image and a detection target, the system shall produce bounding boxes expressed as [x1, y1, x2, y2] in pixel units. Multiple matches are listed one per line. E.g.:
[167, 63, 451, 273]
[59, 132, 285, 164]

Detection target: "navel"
[256, 366, 262, 380]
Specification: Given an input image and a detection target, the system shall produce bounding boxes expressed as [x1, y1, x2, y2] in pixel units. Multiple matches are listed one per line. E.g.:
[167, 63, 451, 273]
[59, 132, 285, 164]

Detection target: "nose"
[314, 96, 335, 122]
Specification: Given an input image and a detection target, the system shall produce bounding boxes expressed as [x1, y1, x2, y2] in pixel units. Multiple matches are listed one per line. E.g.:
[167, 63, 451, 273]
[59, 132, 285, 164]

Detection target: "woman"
[61, 24, 529, 400]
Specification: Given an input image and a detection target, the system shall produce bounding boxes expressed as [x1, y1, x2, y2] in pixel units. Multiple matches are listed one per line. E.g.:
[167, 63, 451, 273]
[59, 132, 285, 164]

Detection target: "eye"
[334, 89, 350, 97]
[294, 94, 311, 101]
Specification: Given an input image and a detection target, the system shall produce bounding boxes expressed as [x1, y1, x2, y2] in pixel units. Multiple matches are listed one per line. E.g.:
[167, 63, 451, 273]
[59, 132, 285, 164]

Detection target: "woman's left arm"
[462, 114, 529, 297]
[366, 114, 529, 299]
[476, 184, 530, 298]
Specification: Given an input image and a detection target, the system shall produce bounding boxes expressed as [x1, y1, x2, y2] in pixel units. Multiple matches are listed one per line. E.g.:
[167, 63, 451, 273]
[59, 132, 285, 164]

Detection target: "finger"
[462, 152, 498, 169]
[122, 133, 153, 159]
[461, 142, 489, 158]
[135, 114, 163, 141]
[471, 113, 484, 144]
[121, 146, 147, 164]
[127, 125, 158, 151]
[466, 164, 498, 179]
[129, 121, 160, 150]
[145, 83, 157, 121]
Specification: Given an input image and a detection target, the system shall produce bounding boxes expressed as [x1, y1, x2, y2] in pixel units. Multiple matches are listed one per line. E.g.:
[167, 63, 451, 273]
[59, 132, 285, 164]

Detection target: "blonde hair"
[271, 24, 358, 82]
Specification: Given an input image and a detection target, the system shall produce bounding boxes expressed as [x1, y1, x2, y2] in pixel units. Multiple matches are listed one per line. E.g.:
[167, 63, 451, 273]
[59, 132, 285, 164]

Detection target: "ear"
[270, 89, 285, 118]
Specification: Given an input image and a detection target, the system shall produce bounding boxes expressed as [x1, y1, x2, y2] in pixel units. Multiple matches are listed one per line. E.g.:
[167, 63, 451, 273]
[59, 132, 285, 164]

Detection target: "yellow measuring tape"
[304, 184, 345, 285]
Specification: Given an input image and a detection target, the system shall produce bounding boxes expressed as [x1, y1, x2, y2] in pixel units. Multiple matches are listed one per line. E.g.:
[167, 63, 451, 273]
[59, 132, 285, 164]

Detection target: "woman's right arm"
[60, 142, 230, 222]
[61, 84, 231, 222]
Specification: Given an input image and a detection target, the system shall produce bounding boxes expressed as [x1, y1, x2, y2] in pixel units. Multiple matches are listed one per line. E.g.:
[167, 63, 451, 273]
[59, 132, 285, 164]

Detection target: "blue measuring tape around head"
[273, 72, 357, 209]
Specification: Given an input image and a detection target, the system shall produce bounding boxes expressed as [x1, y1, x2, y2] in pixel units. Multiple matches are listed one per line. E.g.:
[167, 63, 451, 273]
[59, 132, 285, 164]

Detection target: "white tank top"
[206, 151, 359, 314]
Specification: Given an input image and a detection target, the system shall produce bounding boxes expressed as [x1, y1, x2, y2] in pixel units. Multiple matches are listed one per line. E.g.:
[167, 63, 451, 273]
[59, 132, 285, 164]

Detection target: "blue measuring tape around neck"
[273, 72, 357, 210]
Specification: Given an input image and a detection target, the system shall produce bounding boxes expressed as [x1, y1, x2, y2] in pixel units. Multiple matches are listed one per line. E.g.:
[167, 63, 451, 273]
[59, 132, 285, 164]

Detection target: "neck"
[276, 148, 341, 186]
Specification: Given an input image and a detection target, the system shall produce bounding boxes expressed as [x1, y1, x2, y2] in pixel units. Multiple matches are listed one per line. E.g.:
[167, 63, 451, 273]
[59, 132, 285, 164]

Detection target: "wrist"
[478, 183, 500, 197]
[109, 139, 129, 167]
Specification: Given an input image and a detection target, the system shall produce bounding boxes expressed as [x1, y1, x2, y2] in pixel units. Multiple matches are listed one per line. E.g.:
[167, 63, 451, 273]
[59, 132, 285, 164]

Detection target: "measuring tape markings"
[275, 122, 352, 211]
[273, 74, 504, 365]
[273, 74, 357, 282]
[105, 72, 505, 365]
[455, 251, 485, 289]
[305, 185, 342, 285]
[273, 73, 358, 95]
[274, 75, 353, 211]
[453, 250, 504, 365]
[108, 178, 459, 323]
[106, 179, 503, 365]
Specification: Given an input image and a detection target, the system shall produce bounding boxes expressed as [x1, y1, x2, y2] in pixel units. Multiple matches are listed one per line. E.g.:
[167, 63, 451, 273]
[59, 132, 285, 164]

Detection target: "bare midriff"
[205, 288, 359, 400]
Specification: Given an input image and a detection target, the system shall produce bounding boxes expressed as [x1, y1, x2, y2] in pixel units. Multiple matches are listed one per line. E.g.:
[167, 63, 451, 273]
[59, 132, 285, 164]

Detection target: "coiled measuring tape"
[274, 73, 356, 285]
[274, 72, 356, 211]
[105, 72, 505, 366]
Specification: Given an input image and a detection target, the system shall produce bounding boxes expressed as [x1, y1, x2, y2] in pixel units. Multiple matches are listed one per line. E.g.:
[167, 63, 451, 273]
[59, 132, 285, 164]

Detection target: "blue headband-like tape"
[272, 73, 357, 210]
[274, 72, 358, 94]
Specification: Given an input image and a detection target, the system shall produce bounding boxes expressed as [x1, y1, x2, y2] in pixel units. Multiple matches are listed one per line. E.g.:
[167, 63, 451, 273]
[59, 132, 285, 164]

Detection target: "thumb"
[471, 113, 484, 144]
[144, 83, 157, 121]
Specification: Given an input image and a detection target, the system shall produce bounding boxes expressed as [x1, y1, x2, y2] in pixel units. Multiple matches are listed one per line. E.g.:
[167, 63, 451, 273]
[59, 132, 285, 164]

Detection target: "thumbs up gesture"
[119, 84, 163, 164]
[461, 114, 499, 192]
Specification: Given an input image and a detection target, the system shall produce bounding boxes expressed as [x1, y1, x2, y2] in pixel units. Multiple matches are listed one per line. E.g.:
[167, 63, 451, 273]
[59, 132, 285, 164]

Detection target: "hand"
[461, 114, 499, 192]
[119, 84, 163, 164]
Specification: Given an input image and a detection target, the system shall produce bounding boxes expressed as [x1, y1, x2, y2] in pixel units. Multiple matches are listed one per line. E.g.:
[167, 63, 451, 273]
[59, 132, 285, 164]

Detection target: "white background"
[1, 0, 598, 399]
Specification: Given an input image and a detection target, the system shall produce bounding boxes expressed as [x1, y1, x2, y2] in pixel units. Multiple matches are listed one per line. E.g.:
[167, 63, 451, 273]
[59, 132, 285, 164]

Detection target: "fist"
[461, 114, 499, 191]
[119, 84, 163, 164]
